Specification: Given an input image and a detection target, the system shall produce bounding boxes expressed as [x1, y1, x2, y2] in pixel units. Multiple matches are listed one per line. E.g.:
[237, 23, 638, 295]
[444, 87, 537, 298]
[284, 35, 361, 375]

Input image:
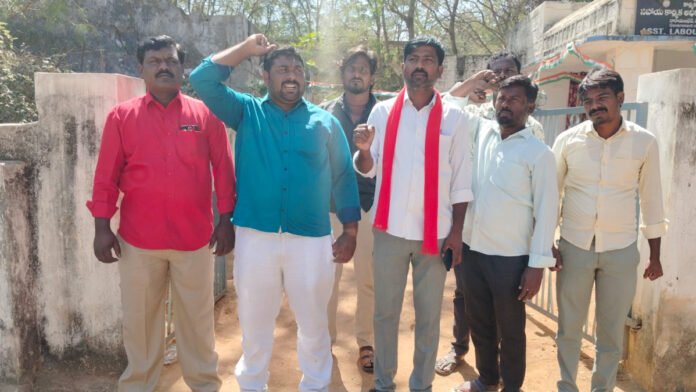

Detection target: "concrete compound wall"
[0, 160, 39, 385]
[628, 68, 696, 391]
[0, 73, 145, 383]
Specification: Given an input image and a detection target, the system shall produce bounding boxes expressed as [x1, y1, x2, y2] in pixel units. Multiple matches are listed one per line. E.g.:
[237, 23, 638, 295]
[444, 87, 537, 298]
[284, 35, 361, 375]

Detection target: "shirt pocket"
[607, 158, 641, 187]
[174, 130, 208, 165]
[491, 159, 531, 199]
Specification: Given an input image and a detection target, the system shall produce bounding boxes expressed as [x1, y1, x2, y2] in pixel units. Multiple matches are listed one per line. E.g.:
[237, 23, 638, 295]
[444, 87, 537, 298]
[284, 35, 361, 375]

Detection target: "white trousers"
[233, 226, 336, 392]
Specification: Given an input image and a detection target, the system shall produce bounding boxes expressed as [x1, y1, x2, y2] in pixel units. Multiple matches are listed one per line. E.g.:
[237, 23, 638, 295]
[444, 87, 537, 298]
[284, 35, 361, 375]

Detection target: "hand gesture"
[518, 267, 543, 301]
[643, 258, 663, 281]
[441, 231, 463, 267]
[209, 216, 235, 256]
[353, 124, 375, 152]
[550, 244, 563, 272]
[333, 232, 357, 263]
[94, 226, 121, 263]
[449, 69, 499, 98]
[244, 34, 278, 57]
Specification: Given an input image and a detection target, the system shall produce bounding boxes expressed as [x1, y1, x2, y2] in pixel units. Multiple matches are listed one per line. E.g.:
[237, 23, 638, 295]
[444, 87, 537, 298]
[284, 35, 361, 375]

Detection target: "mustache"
[589, 107, 607, 116]
[497, 109, 513, 116]
[411, 68, 428, 77]
[156, 70, 174, 78]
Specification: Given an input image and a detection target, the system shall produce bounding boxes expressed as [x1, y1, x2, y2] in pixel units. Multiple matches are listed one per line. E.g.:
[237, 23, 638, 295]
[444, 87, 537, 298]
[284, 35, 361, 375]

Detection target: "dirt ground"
[25, 259, 644, 392]
[156, 260, 644, 392]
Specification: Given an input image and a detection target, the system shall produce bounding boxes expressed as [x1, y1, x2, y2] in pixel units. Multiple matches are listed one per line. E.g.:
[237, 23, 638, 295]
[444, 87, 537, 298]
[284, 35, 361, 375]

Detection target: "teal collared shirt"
[190, 57, 360, 237]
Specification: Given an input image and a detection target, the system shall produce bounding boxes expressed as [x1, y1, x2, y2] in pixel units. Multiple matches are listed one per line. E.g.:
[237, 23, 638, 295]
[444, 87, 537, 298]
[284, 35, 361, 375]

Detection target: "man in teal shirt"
[190, 33, 360, 392]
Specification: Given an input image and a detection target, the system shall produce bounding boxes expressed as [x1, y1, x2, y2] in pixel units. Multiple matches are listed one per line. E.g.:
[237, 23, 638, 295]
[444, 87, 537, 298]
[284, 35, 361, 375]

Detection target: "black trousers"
[462, 244, 528, 392]
[451, 247, 470, 356]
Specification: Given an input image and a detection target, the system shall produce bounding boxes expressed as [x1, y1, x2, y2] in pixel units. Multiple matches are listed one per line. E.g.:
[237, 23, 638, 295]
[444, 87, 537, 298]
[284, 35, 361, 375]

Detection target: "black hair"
[486, 51, 521, 73]
[403, 36, 445, 65]
[340, 46, 378, 75]
[262, 46, 304, 72]
[499, 75, 539, 102]
[136, 35, 185, 65]
[578, 67, 624, 99]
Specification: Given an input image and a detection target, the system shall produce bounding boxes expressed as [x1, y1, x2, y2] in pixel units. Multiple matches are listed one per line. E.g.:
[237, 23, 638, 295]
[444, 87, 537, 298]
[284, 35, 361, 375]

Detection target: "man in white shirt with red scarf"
[354, 36, 474, 392]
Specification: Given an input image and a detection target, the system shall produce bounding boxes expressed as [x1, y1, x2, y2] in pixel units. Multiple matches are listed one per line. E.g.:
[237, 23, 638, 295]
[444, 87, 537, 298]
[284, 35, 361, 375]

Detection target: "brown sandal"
[358, 345, 374, 373]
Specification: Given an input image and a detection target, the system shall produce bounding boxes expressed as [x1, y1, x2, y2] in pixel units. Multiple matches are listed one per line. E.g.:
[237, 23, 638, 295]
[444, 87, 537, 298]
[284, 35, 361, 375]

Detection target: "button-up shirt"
[320, 93, 377, 211]
[190, 57, 360, 237]
[552, 119, 668, 252]
[87, 92, 236, 251]
[462, 118, 558, 268]
[354, 91, 474, 240]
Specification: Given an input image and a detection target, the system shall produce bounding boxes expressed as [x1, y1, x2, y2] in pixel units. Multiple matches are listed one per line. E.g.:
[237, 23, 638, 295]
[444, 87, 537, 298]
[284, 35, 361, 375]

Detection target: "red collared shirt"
[87, 92, 236, 251]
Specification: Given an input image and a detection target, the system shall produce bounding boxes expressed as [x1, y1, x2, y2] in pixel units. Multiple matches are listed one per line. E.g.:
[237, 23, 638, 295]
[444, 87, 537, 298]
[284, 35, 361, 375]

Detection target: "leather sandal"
[358, 345, 374, 373]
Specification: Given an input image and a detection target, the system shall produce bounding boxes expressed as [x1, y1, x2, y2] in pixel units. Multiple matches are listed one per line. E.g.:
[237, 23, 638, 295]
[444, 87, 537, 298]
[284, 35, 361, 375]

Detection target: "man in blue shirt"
[190, 33, 360, 392]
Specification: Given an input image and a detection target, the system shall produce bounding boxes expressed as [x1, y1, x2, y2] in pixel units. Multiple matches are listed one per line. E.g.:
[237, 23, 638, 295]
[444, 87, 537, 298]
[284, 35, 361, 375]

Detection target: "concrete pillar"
[609, 44, 654, 101]
[0, 161, 40, 384]
[628, 68, 696, 391]
[32, 73, 143, 360]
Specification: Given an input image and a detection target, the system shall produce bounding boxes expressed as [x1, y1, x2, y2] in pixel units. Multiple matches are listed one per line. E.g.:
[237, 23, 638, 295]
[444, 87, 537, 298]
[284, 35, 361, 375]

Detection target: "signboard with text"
[636, 0, 696, 36]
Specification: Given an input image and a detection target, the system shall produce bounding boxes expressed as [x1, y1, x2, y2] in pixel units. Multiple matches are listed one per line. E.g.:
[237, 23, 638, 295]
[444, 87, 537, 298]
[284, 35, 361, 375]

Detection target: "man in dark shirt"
[320, 46, 378, 373]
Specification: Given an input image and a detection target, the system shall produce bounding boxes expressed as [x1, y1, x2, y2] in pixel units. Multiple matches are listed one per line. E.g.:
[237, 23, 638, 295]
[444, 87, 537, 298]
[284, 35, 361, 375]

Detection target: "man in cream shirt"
[445, 76, 558, 392]
[552, 68, 667, 392]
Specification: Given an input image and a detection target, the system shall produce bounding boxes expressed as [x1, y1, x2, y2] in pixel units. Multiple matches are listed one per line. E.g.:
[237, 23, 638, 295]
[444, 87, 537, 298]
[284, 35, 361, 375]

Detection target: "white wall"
[609, 45, 655, 101]
[628, 68, 696, 391]
[654, 49, 696, 73]
[33, 73, 144, 358]
[0, 160, 37, 383]
[0, 74, 145, 382]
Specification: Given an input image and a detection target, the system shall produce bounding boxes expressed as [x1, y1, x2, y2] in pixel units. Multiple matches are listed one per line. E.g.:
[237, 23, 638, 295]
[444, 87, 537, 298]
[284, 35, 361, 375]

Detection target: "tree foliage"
[0, 21, 63, 123]
[0, 0, 591, 121]
[171, 0, 566, 92]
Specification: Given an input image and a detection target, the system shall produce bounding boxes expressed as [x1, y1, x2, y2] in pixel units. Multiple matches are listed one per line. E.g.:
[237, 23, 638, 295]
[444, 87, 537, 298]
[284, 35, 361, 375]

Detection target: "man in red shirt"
[87, 35, 235, 392]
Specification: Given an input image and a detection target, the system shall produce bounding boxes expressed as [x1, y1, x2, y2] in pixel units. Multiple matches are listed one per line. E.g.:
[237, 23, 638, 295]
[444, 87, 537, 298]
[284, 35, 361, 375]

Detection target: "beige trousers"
[327, 210, 375, 348]
[556, 238, 640, 392]
[117, 238, 221, 392]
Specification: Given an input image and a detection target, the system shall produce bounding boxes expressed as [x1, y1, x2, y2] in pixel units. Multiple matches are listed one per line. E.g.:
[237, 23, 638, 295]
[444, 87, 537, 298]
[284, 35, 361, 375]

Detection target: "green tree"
[0, 22, 64, 123]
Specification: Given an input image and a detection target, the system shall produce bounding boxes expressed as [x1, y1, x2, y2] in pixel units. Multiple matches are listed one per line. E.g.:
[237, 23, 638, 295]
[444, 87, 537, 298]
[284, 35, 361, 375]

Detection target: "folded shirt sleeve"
[86, 109, 125, 219]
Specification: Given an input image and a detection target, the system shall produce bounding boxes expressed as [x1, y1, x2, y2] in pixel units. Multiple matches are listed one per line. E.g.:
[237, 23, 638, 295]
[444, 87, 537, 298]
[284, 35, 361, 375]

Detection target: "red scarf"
[373, 88, 442, 255]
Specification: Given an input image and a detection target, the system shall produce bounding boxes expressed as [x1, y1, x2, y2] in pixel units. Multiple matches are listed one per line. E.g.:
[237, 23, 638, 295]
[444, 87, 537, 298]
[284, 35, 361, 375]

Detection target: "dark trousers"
[451, 247, 470, 356]
[462, 244, 528, 392]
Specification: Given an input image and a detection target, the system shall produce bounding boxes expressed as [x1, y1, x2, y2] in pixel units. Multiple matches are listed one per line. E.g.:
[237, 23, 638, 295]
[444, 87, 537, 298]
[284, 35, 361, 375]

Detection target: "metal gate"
[535, 102, 648, 147]
[528, 102, 649, 343]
